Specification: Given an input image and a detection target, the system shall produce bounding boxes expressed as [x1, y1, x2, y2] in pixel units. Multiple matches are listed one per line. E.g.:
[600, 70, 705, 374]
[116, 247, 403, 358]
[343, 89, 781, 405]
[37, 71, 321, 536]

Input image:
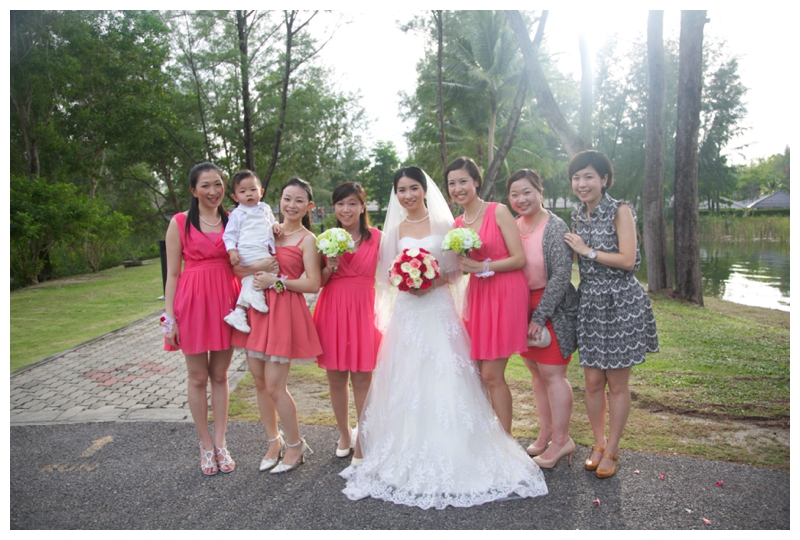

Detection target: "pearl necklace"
[199, 214, 222, 227]
[463, 199, 485, 225]
[283, 226, 305, 236]
[351, 233, 362, 244]
[405, 213, 430, 223]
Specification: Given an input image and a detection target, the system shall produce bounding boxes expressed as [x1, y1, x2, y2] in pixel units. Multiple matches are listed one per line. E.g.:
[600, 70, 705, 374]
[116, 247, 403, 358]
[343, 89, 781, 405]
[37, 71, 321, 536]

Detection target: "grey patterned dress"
[571, 194, 659, 369]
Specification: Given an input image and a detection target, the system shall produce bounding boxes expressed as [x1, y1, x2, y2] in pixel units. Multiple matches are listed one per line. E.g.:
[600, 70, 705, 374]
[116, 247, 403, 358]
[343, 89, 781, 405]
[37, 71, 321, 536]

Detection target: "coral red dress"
[455, 202, 528, 360]
[232, 233, 323, 363]
[164, 212, 241, 355]
[314, 228, 382, 372]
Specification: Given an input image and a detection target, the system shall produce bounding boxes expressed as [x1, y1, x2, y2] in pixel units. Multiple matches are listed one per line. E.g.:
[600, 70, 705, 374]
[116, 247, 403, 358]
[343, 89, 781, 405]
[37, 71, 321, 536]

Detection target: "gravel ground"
[11, 421, 789, 530]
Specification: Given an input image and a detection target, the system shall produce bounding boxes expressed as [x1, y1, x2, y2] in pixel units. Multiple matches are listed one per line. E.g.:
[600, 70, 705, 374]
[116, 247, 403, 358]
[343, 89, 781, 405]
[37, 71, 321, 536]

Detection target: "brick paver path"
[10, 313, 248, 425]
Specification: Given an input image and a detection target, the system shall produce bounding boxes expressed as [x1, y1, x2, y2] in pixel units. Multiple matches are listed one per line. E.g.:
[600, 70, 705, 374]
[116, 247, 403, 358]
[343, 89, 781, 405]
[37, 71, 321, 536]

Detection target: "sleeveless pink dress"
[232, 234, 323, 361]
[455, 202, 528, 360]
[313, 228, 382, 372]
[164, 212, 241, 355]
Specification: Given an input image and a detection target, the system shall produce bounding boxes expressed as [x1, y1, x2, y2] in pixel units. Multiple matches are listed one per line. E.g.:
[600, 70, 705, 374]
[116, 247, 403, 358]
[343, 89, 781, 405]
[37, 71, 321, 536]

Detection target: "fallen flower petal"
[660, 473, 665, 480]
[702, 518, 712, 525]
[685, 509, 693, 513]
[716, 481, 724, 487]
[593, 499, 601, 506]
[634, 470, 641, 474]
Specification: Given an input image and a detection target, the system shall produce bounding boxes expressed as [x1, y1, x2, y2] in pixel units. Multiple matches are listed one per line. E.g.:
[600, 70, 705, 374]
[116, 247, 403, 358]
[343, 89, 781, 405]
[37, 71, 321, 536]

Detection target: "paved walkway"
[10, 313, 249, 425]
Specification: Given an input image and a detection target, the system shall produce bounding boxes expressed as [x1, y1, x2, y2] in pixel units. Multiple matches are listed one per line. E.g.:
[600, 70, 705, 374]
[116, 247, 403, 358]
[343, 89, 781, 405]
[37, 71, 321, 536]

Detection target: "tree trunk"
[263, 10, 296, 191]
[487, 97, 497, 169]
[578, 32, 593, 145]
[506, 10, 588, 157]
[673, 10, 707, 305]
[434, 10, 448, 180]
[237, 10, 256, 172]
[480, 11, 547, 201]
[643, 10, 671, 292]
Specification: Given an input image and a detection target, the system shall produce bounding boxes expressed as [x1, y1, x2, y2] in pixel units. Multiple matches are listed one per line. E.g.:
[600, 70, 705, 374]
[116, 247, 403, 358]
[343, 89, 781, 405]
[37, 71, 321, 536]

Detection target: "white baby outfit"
[222, 202, 277, 311]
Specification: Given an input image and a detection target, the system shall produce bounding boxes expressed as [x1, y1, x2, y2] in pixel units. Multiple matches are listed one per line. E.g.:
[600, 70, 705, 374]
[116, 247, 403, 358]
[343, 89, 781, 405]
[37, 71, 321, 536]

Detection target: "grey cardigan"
[528, 211, 578, 359]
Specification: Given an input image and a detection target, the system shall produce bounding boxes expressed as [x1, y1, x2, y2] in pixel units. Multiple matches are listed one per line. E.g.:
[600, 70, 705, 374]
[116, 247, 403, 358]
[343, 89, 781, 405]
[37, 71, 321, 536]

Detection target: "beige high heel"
[532, 438, 576, 469]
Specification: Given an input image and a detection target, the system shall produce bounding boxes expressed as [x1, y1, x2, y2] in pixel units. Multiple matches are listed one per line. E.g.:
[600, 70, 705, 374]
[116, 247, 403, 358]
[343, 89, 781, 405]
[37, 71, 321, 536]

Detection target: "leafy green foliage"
[10, 176, 89, 285]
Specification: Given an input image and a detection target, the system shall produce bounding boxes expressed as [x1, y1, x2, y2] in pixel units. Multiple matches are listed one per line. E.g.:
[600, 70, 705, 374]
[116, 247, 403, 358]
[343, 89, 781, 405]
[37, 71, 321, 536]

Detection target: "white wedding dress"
[340, 235, 548, 510]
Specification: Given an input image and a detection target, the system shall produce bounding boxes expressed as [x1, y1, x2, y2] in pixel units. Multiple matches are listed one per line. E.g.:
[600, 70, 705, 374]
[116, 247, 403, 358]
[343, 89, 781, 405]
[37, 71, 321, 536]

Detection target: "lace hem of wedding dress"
[339, 466, 547, 510]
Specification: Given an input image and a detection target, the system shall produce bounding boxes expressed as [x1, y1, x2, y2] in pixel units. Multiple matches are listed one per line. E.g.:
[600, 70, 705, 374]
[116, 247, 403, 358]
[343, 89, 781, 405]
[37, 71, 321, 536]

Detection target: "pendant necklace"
[463, 199, 485, 225]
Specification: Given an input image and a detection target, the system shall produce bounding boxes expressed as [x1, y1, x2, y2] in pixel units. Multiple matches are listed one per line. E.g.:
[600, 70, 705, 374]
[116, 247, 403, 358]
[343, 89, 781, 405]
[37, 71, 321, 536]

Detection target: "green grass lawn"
[9, 260, 164, 371]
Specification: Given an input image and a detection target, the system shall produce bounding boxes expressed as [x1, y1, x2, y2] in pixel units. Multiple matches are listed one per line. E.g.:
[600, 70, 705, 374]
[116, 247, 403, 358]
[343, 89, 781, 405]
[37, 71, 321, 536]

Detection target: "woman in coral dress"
[232, 177, 322, 474]
[313, 182, 381, 464]
[446, 157, 529, 434]
[163, 162, 243, 476]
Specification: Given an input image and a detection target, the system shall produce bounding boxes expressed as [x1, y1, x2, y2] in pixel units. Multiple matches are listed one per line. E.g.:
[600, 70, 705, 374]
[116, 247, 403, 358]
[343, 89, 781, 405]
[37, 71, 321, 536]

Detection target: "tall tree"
[673, 10, 707, 305]
[433, 10, 448, 178]
[643, 10, 671, 291]
[506, 9, 588, 157]
[578, 32, 593, 145]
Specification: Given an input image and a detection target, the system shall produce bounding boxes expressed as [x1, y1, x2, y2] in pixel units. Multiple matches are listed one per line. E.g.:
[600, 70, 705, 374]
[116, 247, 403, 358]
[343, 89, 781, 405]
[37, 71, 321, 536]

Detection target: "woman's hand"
[408, 279, 443, 297]
[165, 326, 180, 348]
[563, 232, 590, 257]
[457, 254, 483, 274]
[326, 255, 339, 272]
[252, 271, 279, 291]
[528, 320, 544, 342]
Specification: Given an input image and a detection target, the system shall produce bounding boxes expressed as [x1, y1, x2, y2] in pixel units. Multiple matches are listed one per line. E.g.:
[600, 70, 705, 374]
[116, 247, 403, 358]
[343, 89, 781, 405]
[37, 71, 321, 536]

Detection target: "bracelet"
[160, 313, 176, 334]
[476, 258, 495, 279]
[270, 275, 288, 293]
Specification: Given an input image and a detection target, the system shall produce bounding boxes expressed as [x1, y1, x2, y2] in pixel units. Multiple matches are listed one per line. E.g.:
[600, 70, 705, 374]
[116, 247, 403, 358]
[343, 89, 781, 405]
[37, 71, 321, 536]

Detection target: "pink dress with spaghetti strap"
[455, 202, 528, 360]
[232, 233, 323, 361]
[164, 212, 241, 355]
[313, 228, 382, 372]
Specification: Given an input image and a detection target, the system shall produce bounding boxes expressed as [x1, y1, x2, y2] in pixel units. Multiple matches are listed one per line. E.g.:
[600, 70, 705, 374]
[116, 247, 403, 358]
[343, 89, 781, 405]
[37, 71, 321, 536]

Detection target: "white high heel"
[335, 424, 358, 458]
[270, 438, 313, 474]
[259, 432, 285, 472]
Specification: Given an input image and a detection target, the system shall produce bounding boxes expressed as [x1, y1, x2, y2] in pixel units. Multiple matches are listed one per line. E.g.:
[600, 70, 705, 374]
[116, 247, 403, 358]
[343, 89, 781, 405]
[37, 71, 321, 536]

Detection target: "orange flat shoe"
[595, 451, 620, 479]
[584, 445, 605, 471]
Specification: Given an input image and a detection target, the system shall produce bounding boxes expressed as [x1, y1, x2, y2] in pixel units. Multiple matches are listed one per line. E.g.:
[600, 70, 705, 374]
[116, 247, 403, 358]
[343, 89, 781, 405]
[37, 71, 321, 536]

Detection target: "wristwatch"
[587, 249, 597, 260]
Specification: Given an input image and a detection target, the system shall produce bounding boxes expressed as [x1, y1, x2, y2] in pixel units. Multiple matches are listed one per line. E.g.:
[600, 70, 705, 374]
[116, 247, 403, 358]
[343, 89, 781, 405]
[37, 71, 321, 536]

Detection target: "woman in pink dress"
[231, 177, 322, 474]
[313, 182, 381, 464]
[446, 156, 528, 434]
[163, 162, 242, 476]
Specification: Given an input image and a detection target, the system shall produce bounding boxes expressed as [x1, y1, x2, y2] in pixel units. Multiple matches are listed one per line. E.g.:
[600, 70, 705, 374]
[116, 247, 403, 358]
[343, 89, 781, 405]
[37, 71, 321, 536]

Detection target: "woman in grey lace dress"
[563, 150, 658, 480]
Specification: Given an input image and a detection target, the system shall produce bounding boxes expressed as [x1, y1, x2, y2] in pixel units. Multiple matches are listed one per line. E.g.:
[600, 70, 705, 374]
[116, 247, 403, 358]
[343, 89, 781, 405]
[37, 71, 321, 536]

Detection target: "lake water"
[637, 240, 790, 312]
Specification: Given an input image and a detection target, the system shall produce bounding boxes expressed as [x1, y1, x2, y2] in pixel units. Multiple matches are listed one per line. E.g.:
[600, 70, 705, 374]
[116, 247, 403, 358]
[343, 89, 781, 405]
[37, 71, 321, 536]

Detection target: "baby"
[222, 170, 281, 333]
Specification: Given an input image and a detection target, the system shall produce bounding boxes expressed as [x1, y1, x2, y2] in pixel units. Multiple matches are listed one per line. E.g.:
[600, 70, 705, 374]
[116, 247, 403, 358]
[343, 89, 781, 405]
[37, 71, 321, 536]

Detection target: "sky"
[312, 7, 794, 166]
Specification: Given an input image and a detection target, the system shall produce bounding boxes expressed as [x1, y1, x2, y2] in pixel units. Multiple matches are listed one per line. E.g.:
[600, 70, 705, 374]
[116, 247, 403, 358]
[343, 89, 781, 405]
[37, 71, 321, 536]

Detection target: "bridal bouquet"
[442, 228, 482, 255]
[316, 228, 355, 271]
[389, 248, 440, 291]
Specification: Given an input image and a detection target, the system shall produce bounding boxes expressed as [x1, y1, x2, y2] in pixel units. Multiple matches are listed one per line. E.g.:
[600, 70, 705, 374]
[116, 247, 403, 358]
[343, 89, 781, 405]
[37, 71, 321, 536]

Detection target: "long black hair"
[281, 177, 314, 230]
[332, 182, 372, 242]
[186, 162, 228, 235]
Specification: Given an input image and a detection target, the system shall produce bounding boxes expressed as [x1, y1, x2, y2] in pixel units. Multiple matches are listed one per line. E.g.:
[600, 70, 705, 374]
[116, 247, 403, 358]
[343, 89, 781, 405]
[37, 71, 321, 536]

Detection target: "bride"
[340, 166, 548, 509]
